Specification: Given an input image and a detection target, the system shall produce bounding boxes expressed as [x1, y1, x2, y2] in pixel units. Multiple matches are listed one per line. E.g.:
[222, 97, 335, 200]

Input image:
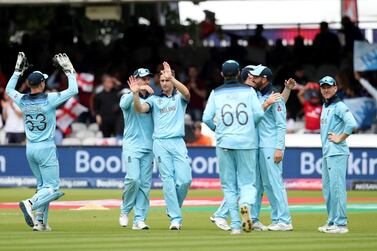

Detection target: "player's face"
[320, 84, 337, 99]
[139, 76, 151, 86]
[160, 75, 173, 93]
[252, 76, 266, 89]
[244, 74, 255, 87]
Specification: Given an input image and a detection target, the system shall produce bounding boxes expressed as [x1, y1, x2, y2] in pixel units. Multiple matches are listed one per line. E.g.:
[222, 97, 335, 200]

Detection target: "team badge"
[277, 105, 281, 112]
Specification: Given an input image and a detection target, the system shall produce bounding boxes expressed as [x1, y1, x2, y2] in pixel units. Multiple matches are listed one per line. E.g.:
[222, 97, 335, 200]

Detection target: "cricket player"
[203, 60, 267, 235]
[318, 76, 357, 234]
[130, 62, 191, 230]
[210, 65, 296, 232]
[119, 68, 155, 230]
[250, 65, 292, 231]
[6, 52, 78, 231]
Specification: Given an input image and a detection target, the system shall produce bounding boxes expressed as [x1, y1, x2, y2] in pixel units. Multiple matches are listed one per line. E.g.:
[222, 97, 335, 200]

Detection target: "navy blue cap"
[319, 76, 336, 86]
[249, 65, 273, 80]
[133, 68, 153, 78]
[27, 71, 48, 86]
[222, 60, 240, 77]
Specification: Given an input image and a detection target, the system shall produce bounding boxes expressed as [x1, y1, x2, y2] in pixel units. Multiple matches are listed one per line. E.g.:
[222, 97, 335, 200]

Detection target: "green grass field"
[0, 188, 376, 251]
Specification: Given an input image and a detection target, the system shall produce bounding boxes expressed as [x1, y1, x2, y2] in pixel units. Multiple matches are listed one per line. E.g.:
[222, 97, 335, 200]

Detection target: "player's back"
[20, 93, 59, 143]
[212, 81, 262, 149]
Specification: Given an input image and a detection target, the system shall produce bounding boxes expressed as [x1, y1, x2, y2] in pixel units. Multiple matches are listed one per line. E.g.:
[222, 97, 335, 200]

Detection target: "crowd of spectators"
[0, 12, 377, 145]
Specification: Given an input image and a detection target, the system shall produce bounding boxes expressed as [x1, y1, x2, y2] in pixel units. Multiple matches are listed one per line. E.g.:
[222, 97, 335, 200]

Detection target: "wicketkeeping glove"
[14, 52, 29, 74]
[53, 53, 76, 75]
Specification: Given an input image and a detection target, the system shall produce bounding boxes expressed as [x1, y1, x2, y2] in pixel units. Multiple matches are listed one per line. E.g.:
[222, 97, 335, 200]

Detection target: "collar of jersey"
[139, 92, 150, 99]
[223, 79, 239, 85]
[324, 94, 340, 107]
[260, 83, 273, 96]
[158, 88, 177, 97]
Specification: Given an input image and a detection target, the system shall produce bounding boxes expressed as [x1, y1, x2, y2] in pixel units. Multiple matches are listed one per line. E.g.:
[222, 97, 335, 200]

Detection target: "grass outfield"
[0, 188, 376, 251]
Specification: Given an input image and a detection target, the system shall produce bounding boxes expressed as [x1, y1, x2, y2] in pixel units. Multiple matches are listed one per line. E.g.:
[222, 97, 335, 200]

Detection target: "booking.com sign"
[0, 146, 376, 180]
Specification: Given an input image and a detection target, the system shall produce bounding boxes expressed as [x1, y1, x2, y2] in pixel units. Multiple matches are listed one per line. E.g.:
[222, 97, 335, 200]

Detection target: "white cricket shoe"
[32, 221, 52, 232]
[230, 229, 242, 235]
[132, 221, 150, 230]
[240, 204, 252, 232]
[19, 200, 34, 228]
[169, 222, 182, 230]
[119, 213, 129, 227]
[210, 216, 231, 231]
[322, 225, 349, 234]
[268, 223, 293, 231]
[318, 224, 332, 233]
[252, 221, 268, 231]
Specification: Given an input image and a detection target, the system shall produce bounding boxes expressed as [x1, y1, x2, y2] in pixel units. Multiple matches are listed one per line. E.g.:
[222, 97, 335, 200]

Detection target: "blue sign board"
[0, 146, 376, 188]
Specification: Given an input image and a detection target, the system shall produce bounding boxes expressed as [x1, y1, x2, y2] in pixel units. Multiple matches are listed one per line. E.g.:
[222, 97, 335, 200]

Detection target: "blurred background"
[0, 0, 376, 190]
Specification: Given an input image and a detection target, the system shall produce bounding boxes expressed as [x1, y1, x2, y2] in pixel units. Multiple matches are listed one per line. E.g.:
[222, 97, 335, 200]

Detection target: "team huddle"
[7, 52, 357, 234]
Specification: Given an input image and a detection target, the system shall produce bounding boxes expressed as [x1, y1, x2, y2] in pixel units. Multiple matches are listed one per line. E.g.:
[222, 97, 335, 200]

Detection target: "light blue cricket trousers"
[216, 147, 257, 230]
[121, 150, 153, 224]
[259, 147, 291, 224]
[153, 137, 192, 224]
[213, 152, 264, 223]
[251, 160, 264, 222]
[322, 155, 348, 226]
[26, 140, 64, 223]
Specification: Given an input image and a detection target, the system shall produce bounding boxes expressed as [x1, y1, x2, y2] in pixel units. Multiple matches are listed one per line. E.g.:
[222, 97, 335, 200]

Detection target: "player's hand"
[284, 78, 297, 90]
[140, 85, 154, 94]
[328, 132, 341, 143]
[266, 92, 282, 106]
[274, 149, 283, 164]
[53, 53, 76, 75]
[127, 76, 140, 94]
[162, 61, 173, 80]
[14, 52, 28, 74]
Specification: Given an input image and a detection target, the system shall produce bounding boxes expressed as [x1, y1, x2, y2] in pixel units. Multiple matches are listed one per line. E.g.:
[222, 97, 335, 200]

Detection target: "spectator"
[292, 35, 311, 65]
[339, 16, 365, 54]
[186, 66, 207, 121]
[268, 38, 292, 68]
[248, 24, 268, 49]
[188, 122, 213, 146]
[200, 10, 216, 39]
[297, 82, 322, 133]
[1, 93, 25, 143]
[312, 22, 341, 66]
[93, 74, 122, 137]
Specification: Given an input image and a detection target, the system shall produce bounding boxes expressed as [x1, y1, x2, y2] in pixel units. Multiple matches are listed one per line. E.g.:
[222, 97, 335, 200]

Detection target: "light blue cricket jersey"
[257, 83, 286, 150]
[320, 97, 357, 157]
[120, 92, 153, 150]
[202, 79, 263, 150]
[145, 89, 188, 139]
[6, 72, 78, 143]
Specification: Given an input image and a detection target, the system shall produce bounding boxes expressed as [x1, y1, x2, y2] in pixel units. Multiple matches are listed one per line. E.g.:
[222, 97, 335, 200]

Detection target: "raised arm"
[162, 61, 190, 101]
[128, 76, 152, 113]
[281, 78, 297, 103]
[49, 53, 79, 107]
[5, 52, 28, 106]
